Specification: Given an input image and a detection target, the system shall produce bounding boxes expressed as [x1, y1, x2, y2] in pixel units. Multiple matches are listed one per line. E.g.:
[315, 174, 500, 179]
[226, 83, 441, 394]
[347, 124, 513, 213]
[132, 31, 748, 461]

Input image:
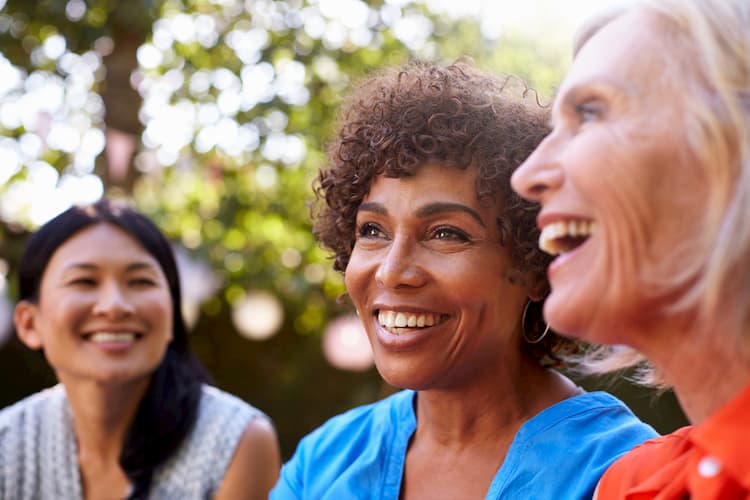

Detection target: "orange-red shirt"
[597, 382, 750, 500]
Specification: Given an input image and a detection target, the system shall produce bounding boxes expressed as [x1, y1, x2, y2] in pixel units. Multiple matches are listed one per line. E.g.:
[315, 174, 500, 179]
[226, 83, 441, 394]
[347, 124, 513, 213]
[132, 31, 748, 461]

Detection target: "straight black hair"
[17, 199, 209, 499]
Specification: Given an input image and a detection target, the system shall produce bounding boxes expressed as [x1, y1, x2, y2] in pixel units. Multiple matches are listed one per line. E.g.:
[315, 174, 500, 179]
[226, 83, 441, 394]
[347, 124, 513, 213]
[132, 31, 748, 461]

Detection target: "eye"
[129, 277, 157, 287]
[357, 222, 386, 239]
[575, 100, 603, 123]
[68, 277, 97, 287]
[431, 226, 470, 242]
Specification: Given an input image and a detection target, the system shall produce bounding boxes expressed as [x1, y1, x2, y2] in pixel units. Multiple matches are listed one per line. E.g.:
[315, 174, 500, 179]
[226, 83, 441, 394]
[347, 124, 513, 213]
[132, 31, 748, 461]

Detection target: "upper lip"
[536, 212, 593, 230]
[372, 303, 447, 315]
[81, 327, 144, 337]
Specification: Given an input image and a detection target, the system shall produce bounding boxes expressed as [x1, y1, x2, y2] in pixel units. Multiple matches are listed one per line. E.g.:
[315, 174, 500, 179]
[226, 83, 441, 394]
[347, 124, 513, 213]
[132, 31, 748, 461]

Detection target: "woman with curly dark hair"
[271, 60, 656, 499]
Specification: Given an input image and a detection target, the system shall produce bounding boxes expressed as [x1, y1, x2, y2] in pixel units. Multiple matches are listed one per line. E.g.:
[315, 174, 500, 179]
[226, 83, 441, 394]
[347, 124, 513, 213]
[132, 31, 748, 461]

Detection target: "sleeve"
[269, 444, 305, 500]
[0, 401, 20, 499]
[194, 388, 263, 494]
[0, 417, 5, 500]
[149, 386, 264, 497]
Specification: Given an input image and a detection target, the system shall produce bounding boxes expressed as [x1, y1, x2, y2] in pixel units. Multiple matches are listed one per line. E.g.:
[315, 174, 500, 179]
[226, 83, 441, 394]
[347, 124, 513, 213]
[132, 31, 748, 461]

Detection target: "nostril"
[513, 166, 563, 202]
[527, 183, 549, 196]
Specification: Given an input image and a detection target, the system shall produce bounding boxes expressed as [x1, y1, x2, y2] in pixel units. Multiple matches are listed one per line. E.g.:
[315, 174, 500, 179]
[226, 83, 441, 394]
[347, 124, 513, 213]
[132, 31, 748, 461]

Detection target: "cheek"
[448, 257, 519, 305]
[579, 142, 662, 266]
[139, 292, 174, 336]
[343, 253, 367, 301]
[45, 296, 91, 332]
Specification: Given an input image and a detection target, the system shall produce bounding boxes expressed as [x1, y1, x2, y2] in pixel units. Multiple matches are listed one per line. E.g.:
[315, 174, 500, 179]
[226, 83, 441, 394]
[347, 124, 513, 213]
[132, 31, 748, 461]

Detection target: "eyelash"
[70, 278, 96, 286]
[431, 226, 470, 242]
[130, 278, 156, 286]
[357, 222, 386, 239]
[68, 277, 156, 287]
[356, 223, 470, 243]
[575, 101, 602, 123]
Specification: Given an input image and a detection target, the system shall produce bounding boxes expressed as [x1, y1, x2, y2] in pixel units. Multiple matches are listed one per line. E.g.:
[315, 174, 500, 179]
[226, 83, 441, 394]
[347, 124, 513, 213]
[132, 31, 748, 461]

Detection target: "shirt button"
[697, 456, 722, 478]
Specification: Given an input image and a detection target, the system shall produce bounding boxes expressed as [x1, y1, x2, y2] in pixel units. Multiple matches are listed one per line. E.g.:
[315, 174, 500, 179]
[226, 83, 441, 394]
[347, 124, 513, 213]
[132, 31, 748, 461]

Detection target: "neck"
[635, 321, 750, 424]
[60, 377, 150, 463]
[413, 355, 579, 447]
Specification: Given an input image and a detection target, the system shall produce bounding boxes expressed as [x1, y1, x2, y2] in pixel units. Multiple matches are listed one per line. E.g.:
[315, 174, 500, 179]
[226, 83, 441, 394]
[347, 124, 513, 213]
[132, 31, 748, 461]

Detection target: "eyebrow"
[358, 201, 486, 228]
[64, 262, 159, 272]
[552, 77, 633, 122]
[561, 76, 632, 101]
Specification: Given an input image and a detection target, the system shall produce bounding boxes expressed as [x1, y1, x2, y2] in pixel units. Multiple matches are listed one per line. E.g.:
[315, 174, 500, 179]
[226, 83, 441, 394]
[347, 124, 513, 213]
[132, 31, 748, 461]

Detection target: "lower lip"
[547, 239, 591, 278]
[373, 319, 443, 352]
[86, 339, 138, 353]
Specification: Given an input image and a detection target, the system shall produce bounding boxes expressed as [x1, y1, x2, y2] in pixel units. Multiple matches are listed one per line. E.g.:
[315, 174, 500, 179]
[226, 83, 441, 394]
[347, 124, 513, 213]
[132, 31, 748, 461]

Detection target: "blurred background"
[0, 0, 686, 459]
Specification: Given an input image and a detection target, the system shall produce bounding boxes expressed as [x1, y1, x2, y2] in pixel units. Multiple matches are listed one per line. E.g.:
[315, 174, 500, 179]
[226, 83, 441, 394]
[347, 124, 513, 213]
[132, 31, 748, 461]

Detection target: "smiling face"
[510, 9, 710, 346]
[345, 162, 530, 390]
[14, 223, 174, 386]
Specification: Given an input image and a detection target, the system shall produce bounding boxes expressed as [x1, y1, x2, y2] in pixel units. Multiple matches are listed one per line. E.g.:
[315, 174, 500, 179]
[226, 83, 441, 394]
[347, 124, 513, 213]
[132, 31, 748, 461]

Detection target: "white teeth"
[539, 220, 597, 256]
[88, 332, 137, 343]
[568, 221, 578, 237]
[395, 313, 407, 328]
[377, 310, 443, 333]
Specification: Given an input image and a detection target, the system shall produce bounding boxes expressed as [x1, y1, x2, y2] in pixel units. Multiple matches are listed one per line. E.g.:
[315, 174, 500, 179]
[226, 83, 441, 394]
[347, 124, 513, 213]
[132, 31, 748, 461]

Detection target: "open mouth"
[539, 220, 597, 256]
[82, 332, 142, 343]
[377, 310, 449, 335]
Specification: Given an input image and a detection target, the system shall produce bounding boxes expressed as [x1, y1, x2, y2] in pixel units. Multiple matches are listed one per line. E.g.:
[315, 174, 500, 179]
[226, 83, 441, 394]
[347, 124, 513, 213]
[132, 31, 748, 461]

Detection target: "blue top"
[271, 390, 657, 500]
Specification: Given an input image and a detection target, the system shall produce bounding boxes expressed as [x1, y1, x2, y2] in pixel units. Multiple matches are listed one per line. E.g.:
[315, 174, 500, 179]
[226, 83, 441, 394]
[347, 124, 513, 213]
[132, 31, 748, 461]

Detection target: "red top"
[596, 382, 750, 499]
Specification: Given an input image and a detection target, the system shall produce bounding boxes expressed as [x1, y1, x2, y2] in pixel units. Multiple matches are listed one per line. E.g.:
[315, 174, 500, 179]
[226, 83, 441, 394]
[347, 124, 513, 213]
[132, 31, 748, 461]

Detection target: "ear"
[508, 268, 546, 302]
[14, 301, 44, 350]
[527, 288, 545, 302]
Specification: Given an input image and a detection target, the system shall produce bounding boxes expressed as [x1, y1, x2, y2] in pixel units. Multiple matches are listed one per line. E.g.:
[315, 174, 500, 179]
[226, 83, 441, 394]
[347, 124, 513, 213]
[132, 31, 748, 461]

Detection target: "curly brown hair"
[314, 59, 581, 367]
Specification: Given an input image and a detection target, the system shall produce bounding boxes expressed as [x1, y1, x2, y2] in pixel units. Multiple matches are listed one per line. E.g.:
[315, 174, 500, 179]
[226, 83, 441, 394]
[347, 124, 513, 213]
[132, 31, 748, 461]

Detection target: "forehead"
[46, 223, 159, 271]
[560, 9, 674, 100]
[367, 163, 481, 202]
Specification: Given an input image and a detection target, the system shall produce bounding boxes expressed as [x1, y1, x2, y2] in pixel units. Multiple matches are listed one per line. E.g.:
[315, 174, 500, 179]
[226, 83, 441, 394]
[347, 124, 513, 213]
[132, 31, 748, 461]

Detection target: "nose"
[511, 134, 564, 203]
[92, 281, 135, 317]
[374, 235, 427, 289]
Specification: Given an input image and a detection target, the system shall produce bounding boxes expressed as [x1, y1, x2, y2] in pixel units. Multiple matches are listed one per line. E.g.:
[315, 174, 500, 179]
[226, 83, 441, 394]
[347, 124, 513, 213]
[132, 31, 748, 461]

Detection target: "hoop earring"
[522, 301, 549, 344]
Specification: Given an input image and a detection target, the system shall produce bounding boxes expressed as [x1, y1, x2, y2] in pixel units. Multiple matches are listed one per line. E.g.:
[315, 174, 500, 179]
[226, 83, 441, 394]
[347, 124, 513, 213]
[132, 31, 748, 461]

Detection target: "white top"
[0, 384, 263, 499]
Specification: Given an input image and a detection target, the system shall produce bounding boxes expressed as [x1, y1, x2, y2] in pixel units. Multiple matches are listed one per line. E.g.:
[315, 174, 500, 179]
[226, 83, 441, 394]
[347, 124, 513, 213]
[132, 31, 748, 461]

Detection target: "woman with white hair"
[512, 0, 750, 497]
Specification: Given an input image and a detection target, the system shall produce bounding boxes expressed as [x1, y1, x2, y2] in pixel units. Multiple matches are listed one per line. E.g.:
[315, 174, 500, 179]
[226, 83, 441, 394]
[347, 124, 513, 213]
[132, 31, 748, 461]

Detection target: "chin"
[543, 292, 582, 334]
[548, 297, 643, 348]
[374, 364, 411, 390]
[374, 360, 432, 391]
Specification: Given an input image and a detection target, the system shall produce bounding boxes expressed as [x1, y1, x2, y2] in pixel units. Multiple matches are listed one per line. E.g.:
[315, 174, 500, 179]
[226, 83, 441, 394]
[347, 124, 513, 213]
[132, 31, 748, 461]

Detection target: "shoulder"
[271, 390, 414, 499]
[498, 391, 659, 499]
[0, 385, 66, 432]
[0, 386, 71, 499]
[597, 427, 693, 498]
[190, 384, 267, 451]
[151, 385, 273, 497]
[187, 385, 265, 450]
[611, 426, 692, 467]
[530, 391, 658, 453]
[536, 391, 658, 436]
[198, 384, 264, 419]
[214, 416, 281, 500]
[294, 389, 412, 455]
[194, 385, 270, 438]
[223, 411, 280, 470]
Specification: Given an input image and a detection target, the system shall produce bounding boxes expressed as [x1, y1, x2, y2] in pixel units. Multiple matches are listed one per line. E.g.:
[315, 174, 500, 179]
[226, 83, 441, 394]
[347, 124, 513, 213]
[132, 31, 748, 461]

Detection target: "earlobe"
[14, 301, 44, 350]
[527, 289, 545, 302]
[525, 278, 547, 303]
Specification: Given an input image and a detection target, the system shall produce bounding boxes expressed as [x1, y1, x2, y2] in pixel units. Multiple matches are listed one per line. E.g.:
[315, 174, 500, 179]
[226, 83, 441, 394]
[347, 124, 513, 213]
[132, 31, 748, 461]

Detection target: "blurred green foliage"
[0, 0, 686, 459]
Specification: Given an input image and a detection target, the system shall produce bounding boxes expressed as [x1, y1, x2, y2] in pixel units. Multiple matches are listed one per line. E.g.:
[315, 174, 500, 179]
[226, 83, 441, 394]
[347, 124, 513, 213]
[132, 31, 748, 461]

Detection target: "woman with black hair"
[0, 199, 280, 499]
